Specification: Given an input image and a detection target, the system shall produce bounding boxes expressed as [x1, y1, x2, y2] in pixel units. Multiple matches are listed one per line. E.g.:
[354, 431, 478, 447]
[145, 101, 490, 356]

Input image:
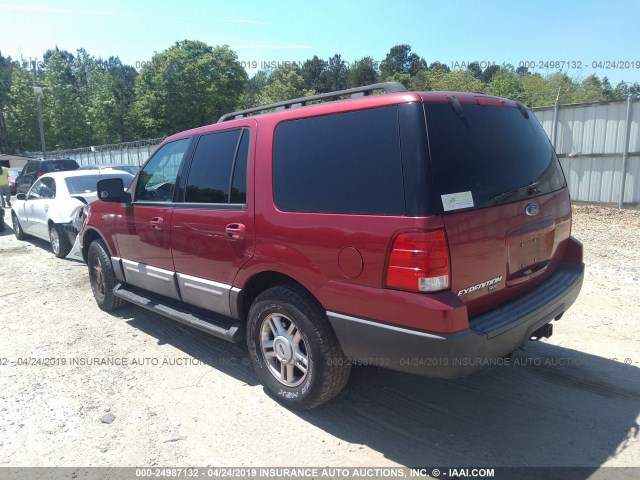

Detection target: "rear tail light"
[36, 171, 44, 178]
[385, 230, 450, 292]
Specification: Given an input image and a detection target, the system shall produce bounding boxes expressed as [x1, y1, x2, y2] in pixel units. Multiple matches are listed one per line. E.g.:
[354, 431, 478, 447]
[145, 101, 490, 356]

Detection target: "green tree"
[480, 64, 500, 83]
[5, 64, 39, 152]
[75, 48, 114, 145]
[347, 56, 379, 87]
[42, 51, 85, 150]
[486, 67, 524, 100]
[131, 40, 247, 137]
[325, 54, 348, 91]
[105, 57, 137, 142]
[547, 72, 579, 104]
[411, 69, 483, 92]
[466, 61, 483, 80]
[385, 72, 412, 88]
[427, 61, 450, 73]
[0, 53, 16, 152]
[301, 55, 329, 92]
[380, 44, 426, 79]
[257, 67, 314, 105]
[240, 70, 270, 109]
[519, 73, 552, 106]
[613, 81, 640, 100]
[568, 75, 609, 103]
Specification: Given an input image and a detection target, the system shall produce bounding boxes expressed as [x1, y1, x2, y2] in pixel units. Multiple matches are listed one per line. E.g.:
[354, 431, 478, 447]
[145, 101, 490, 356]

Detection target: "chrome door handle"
[150, 217, 164, 230]
[225, 223, 246, 240]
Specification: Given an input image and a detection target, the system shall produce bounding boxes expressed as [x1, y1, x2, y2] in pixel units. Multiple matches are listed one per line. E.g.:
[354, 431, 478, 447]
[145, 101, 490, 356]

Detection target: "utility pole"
[31, 59, 46, 157]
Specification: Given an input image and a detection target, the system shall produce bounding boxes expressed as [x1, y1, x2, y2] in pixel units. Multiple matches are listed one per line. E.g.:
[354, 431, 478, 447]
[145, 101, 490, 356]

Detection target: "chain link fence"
[28, 137, 165, 167]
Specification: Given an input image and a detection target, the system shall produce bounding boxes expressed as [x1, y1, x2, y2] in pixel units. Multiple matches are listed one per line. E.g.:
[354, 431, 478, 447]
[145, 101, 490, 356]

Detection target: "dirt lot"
[0, 205, 639, 471]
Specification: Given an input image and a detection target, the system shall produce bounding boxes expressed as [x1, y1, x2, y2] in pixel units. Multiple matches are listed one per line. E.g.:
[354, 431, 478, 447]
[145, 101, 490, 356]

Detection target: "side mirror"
[97, 178, 131, 203]
[16, 193, 27, 201]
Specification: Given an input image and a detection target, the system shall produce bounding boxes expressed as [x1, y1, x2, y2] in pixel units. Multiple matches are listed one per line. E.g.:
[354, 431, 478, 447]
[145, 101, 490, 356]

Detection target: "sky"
[1, 0, 640, 86]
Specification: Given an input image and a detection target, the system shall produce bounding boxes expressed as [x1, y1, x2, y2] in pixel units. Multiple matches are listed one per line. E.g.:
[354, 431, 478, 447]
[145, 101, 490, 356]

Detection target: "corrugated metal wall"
[533, 99, 639, 204]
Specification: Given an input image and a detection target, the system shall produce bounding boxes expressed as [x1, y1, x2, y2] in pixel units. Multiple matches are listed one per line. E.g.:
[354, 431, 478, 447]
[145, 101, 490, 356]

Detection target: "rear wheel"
[247, 284, 351, 409]
[49, 223, 72, 258]
[12, 213, 27, 240]
[87, 239, 127, 311]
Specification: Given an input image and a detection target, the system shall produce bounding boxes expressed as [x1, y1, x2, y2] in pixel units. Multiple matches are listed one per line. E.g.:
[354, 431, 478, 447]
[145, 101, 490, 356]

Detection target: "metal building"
[533, 98, 639, 206]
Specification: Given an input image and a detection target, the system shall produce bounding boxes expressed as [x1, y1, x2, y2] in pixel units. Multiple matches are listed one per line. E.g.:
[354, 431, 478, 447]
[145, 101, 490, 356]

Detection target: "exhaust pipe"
[530, 323, 553, 341]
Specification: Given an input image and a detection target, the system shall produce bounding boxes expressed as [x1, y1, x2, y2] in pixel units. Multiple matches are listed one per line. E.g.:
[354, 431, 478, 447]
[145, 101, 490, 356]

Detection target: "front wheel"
[247, 284, 351, 409]
[49, 223, 72, 258]
[12, 213, 27, 240]
[87, 239, 127, 311]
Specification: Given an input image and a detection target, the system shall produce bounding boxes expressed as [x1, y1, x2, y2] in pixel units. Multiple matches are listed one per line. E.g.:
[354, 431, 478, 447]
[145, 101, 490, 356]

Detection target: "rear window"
[273, 107, 405, 215]
[43, 160, 79, 172]
[424, 103, 566, 212]
[65, 173, 133, 194]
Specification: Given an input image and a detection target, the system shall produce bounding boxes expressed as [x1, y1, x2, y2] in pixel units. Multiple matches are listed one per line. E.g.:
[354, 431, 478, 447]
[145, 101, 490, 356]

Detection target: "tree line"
[1, 41, 638, 154]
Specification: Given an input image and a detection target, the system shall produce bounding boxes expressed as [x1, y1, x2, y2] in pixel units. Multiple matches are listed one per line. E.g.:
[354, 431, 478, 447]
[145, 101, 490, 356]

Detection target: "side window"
[230, 130, 249, 204]
[40, 177, 56, 199]
[185, 129, 249, 205]
[273, 107, 405, 215]
[135, 138, 189, 202]
[28, 179, 44, 199]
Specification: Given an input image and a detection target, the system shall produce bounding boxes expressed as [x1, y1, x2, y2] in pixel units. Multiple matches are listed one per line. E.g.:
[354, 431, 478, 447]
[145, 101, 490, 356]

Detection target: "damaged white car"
[11, 170, 134, 258]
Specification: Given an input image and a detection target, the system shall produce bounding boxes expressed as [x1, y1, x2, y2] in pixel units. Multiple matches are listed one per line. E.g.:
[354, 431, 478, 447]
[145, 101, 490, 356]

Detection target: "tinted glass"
[28, 179, 44, 198]
[24, 162, 38, 174]
[136, 138, 189, 202]
[185, 130, 242, 204]
[40, 177, 56, 199]
[66, 173, 133, 194]
[42, 160, 79, 172]
[424, 104, 566, 211]
[230, 130, 249, 204]
[273, 107, 405, 215]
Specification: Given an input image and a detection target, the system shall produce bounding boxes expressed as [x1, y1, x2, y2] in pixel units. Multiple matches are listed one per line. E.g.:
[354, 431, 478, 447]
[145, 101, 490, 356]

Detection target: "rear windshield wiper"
[489, 181, 540, 204]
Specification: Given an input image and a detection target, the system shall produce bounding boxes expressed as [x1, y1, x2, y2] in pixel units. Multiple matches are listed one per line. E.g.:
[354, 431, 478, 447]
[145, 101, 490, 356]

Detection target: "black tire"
[12, 213, 27, 240]
[87, 239, 127, 311]
[247, 284, 351, 409]
[49, 223, 72, 258]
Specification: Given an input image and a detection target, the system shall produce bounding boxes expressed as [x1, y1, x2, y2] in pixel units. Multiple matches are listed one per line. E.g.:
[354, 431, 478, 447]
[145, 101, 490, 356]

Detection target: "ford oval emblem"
[525, 203, 539, 216]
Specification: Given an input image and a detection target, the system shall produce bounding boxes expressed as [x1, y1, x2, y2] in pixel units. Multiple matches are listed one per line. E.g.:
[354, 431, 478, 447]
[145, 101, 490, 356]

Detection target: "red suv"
[79, 83, 584, 409]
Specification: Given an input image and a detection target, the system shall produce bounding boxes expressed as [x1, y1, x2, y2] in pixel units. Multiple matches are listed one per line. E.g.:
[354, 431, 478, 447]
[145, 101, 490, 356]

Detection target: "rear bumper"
[327, 261, 584, 378]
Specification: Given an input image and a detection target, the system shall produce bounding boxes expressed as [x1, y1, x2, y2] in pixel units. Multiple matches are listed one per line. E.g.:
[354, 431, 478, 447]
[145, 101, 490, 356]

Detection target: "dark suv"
[79, 83, 584, 409]
[16, 158, 79, 193]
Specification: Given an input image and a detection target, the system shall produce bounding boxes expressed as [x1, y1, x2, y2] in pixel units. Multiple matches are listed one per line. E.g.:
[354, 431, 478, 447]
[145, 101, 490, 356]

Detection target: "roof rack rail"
[217, 82, 407, 122]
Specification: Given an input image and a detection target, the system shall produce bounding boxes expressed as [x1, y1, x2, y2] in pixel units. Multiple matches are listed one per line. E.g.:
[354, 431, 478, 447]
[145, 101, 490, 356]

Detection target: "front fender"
[47, 200, 85, 225]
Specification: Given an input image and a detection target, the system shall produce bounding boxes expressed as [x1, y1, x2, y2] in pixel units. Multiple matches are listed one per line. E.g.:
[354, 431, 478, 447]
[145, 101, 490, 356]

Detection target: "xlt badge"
[457, 276, 503, 296]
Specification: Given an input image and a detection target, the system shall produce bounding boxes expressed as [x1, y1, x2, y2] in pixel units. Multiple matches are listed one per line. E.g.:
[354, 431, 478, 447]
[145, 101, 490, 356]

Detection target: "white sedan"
[11, 170, 134, 258]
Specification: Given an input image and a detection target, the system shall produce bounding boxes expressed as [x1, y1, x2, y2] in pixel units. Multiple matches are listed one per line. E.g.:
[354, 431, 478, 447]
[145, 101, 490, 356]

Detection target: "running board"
[113, 284, 245, 343]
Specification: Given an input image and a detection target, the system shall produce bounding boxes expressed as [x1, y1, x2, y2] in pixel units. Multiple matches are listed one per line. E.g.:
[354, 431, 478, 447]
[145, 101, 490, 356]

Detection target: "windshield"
[424, 103, 566, 212]
[65, 173, 133, 194]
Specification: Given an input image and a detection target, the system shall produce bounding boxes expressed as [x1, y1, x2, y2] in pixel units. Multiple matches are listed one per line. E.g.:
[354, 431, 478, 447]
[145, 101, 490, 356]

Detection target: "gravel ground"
[0, 204, 638, 472]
